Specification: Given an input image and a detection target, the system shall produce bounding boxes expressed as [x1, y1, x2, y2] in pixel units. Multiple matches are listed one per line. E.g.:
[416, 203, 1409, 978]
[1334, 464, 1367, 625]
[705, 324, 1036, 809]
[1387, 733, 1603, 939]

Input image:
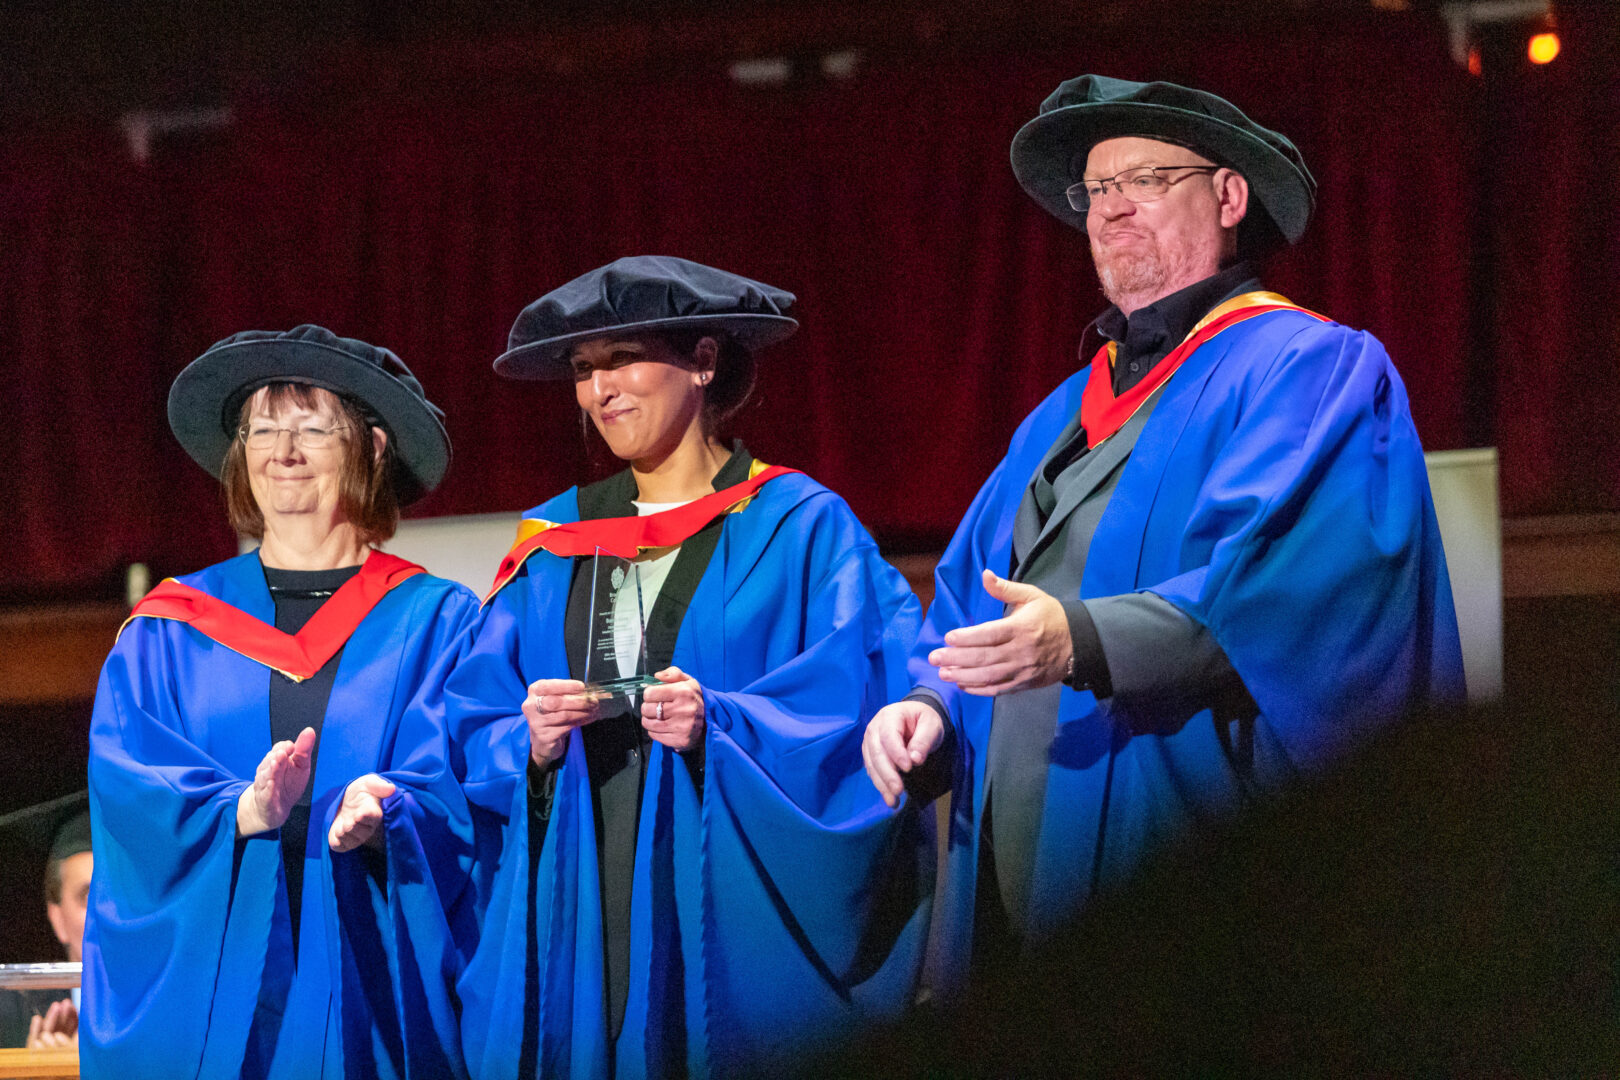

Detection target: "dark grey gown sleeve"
[898, 590, 1247, 801]
[1074, 591, 1254, 718]
[1059, 598, 1111, 697]
[528, 758, 560, 822]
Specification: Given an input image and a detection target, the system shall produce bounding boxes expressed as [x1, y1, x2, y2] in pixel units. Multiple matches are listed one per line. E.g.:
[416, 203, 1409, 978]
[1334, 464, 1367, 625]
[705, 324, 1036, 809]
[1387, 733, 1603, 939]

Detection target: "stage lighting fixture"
[1441, 0, 1556, 71]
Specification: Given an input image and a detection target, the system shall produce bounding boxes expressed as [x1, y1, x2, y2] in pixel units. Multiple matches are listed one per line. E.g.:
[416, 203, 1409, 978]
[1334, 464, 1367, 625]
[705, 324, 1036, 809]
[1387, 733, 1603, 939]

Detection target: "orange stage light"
[1528, 32, 1560, 64]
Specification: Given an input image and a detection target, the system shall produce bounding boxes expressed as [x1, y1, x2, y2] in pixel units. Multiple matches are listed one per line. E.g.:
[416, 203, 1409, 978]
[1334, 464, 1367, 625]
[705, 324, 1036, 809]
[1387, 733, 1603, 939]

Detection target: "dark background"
[0, 1, 1614, 1005]
[3, 0, 1615, 600]
[816, 595, 1620, 1077]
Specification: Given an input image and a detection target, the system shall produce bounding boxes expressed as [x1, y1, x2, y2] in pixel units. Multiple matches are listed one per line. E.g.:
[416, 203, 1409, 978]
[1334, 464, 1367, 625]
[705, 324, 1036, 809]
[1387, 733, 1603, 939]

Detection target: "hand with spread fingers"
[525, 678, 603, 766]
[930, 569, 1073, 696]
[862, 700, 945, 809]
[236, 726, 317, 837]
[328, 773, 398, 853]
[640, 666, 705, 752]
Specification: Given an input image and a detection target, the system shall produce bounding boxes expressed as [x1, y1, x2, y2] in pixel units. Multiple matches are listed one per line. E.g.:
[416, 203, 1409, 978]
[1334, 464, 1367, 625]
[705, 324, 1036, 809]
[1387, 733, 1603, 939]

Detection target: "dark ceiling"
[0, 0, 1457, 124]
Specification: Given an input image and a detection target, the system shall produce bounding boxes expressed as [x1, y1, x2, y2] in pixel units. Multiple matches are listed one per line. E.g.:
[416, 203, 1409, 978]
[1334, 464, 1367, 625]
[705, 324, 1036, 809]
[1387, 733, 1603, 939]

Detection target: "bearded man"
[861, 75, 1464, 988]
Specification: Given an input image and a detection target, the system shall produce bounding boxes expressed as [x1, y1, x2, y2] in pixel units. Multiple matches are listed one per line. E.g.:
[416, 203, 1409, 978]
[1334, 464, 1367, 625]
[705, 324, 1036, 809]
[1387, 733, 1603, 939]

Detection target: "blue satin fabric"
[423, 472, 931, 1079]
[82, 550, 480, 1080]
[915, 311, 1465, 990]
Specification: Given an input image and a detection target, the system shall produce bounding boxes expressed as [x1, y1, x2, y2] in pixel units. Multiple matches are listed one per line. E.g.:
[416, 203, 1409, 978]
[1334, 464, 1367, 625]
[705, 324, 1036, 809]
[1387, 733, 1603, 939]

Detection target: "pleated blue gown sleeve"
[429, 486, 591, 1080]
[696, 485, 930, 1077]
[907, 371, 1087, 736]
[903, 371, 1085, 992]
[1116, 318, 1466, 756]
[318, 583, 483, 1080]
[82, 566, 482, 1080]
[82, 618, 272, 1079]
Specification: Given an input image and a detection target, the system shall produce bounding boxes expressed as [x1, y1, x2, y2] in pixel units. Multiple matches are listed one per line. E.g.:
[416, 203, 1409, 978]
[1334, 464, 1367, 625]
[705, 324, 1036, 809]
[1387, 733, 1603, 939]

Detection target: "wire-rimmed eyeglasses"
[1065, 165, 1221, 213]
[238, 424, 351, 451]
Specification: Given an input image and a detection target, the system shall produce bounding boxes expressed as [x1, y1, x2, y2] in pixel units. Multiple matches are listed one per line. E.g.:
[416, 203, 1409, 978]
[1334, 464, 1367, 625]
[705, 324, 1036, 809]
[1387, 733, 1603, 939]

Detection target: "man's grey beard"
[1094, 247, 1169, 308]
[1093, 233, 1224, 312]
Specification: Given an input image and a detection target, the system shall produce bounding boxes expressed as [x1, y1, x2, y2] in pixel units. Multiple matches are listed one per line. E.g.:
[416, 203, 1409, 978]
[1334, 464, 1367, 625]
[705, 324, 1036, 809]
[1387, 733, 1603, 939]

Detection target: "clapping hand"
[237, 727, 316, 837]
[25, 998, 77, 1050]
[328, 773, 397, 853]
[862, 700, 945, 809]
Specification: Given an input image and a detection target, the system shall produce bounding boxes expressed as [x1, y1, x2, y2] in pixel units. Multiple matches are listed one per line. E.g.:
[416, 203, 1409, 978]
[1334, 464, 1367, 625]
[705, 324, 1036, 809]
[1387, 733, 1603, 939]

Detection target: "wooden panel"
[1502, 513, 1620, 598]
[0, 605, 123, 706]
[0, 1048, 77, 1079]
[887, 553, 938, 612]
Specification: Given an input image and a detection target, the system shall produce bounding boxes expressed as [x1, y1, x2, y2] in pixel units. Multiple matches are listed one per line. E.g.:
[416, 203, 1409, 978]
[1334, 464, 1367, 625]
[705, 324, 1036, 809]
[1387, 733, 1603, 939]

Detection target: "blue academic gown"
[82, 550, 480, 1080]
[917, 310, 1466, 991]
[426, 470, 931, 1079]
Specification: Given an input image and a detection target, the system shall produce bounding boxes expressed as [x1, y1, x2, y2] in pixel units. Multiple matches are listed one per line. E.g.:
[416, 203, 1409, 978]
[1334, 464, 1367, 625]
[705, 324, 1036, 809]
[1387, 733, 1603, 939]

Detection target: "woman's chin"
[598, 434, 643, 462]
[259, 501, 327, 523]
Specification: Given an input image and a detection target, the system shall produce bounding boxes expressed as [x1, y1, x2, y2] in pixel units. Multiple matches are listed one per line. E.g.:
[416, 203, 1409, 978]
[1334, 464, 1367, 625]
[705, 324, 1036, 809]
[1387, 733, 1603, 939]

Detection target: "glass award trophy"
[581, 546, 662, 701]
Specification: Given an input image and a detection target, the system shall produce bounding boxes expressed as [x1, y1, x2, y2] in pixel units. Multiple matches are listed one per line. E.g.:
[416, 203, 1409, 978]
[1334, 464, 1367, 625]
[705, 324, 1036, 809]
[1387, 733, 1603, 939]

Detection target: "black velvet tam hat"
[0, 791, 90, 868]
[1010, 74, 1317, 248]
[494, 256, 799, 380]
[167, 324, 451, 505]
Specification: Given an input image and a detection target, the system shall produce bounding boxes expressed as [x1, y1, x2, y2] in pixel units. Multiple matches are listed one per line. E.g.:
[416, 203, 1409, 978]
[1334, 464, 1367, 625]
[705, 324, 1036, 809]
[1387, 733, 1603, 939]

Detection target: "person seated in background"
[0, 790, 91, 1050]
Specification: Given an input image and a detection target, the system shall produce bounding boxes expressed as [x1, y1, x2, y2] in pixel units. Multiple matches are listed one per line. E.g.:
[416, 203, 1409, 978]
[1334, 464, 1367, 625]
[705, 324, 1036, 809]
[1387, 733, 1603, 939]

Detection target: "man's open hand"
[930, 570, 1073, 696]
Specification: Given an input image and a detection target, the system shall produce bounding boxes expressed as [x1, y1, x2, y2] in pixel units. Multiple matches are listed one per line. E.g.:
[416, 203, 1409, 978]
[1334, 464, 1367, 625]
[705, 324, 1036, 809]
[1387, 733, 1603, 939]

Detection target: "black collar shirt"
[1092, 260, 1263, 398]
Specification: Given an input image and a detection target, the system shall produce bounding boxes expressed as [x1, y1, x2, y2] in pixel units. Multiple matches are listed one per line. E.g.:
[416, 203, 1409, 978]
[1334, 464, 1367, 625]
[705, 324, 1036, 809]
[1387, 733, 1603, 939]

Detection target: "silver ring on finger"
[657, 701, 665, 722]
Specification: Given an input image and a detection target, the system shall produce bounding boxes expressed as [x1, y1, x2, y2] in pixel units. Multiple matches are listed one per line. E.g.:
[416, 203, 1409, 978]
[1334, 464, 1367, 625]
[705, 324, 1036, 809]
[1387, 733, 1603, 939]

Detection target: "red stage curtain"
[1, 13, 1597, 597]
[1484, 7, 1620, 516]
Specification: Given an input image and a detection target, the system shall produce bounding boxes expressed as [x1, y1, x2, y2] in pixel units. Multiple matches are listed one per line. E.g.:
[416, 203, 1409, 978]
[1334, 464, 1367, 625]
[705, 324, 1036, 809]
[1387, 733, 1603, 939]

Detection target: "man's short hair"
[42, 808, 90, 906]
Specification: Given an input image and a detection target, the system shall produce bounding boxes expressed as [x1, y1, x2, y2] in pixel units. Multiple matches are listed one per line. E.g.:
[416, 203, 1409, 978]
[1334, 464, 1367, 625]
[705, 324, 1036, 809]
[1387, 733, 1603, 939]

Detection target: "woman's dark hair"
[660, 328, 757, 435]
[221, 382, 399, 545]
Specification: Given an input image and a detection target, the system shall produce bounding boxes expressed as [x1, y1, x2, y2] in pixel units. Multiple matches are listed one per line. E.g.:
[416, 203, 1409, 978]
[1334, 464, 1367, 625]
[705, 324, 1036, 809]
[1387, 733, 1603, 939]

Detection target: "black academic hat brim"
[494, 255, 800, 380]
[494, 313, 799, 380]
[0, 791, 90, 867]
[167, 326, 451, 506]
[1010, 76, 1317, 248]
